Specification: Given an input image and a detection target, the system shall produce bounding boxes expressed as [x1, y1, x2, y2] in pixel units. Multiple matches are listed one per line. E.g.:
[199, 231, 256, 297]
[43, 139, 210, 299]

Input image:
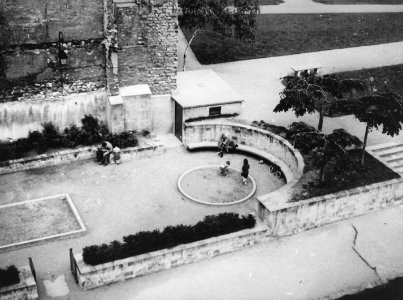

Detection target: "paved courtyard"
[1, 1, 403, 299]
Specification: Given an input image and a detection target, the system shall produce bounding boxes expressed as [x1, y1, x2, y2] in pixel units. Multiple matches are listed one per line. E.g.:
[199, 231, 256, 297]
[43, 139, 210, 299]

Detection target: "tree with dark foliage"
[179, 0, 259, 70]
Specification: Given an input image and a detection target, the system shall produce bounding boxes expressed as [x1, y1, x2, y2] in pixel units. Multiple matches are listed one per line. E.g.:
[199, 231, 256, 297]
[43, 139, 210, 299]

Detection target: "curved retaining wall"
[183, 121, 304, 184]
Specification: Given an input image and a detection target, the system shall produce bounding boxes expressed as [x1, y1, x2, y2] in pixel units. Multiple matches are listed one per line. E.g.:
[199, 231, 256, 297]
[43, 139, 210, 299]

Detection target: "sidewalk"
[260, 0, 403, 13]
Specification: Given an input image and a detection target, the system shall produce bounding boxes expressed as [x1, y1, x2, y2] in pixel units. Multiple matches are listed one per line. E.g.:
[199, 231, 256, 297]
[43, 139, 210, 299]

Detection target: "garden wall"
[259, 177, 403, 237]
[0, 266, 38, 300]
[0, 90, 107, 140]
[0, 144, 164, 175]
[73, 221, 269, 290]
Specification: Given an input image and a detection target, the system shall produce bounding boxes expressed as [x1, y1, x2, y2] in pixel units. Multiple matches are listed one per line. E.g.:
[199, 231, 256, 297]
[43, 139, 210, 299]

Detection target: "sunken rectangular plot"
[0, 194, 86, 252]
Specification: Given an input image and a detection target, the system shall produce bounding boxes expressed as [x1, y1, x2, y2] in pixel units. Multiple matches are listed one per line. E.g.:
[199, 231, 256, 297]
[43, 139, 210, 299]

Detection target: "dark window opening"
[209, 106, 221, 116]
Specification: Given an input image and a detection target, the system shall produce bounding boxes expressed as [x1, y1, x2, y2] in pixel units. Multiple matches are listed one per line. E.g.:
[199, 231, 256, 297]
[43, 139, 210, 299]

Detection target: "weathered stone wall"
[0, 266, 38, 300]
[0, 90, 107, 139]
[0, 144, 165, 175]
[115, 0, 178, 94]
[1, 42, 105, 85]
[0, 0, 104, 47]
[260, 177, 403, 237]
[74, 221, 268, 290]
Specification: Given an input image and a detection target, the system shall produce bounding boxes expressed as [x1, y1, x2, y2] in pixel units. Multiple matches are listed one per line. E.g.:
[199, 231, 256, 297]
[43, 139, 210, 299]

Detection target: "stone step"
[378, 147, 403, 157]
[384, 155, 403, 164]
[367, 142, 397, 152]
[388, 160, 403, 168]
[394, 165, 403, 173]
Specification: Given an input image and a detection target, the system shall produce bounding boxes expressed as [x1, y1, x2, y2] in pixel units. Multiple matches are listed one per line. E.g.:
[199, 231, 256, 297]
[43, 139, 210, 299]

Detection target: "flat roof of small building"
[172, 69, 243, 108]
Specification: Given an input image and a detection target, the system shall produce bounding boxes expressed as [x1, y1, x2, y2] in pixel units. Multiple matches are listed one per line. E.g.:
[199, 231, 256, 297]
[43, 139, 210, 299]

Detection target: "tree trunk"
[319, 164, 326, 183]
[182, 28, 200, 72]
[318, 106, 324, 132]
[361, 124, 370, 166]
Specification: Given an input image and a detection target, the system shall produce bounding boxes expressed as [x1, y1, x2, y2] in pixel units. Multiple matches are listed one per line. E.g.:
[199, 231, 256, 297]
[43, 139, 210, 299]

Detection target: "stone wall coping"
[108, 95, 124, 105]
[264, 177, 403, 212]
[184, 120, 304, 178]
[3, 89, 106, 105]
[120, 84, 151, 97]
[0, 266, 35, 294]
[75, 220, 267, 275]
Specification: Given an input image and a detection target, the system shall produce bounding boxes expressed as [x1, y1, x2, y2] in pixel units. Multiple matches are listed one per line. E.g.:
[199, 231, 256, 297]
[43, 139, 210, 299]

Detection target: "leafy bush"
[82, 213, 256, 266]
[0, 115, 138, 162]
[80, 115, 108, 145]
[0, 265, 20, 287]
[41, 122, 63, 149]
[107, 131, 138, 148]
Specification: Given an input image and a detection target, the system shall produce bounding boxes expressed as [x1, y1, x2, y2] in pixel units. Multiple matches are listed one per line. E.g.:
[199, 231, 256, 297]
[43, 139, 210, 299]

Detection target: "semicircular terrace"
[183, 120, 305, 222]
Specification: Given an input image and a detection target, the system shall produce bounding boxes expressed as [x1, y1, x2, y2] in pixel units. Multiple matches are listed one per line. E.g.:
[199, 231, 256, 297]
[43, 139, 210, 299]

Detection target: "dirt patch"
[180, 167, 255, 204]
[0, 197, 81, 247]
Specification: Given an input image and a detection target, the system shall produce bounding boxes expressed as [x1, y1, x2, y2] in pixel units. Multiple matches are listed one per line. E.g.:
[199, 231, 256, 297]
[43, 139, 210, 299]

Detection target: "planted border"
[82, 213, 255, 266]
[74, 215, 267, 290]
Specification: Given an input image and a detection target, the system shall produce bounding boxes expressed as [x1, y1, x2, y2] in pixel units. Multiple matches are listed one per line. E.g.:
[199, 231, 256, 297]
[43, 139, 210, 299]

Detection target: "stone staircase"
[367, 142, 403, 174]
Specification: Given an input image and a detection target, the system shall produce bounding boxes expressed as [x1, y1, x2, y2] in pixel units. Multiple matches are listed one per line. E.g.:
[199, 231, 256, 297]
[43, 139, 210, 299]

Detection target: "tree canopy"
[331, 91, 403, 164]
[275, 74, 367, 131]
[288, 122, 362, 182]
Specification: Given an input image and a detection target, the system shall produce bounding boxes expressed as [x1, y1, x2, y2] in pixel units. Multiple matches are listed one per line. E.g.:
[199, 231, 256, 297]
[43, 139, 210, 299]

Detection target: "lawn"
[182, 13, 403, 64]
[337, 276, 403, 300]
[259, 0, 283, 4]
[314, 0, 403, 4]
[334, 64, 403, 96]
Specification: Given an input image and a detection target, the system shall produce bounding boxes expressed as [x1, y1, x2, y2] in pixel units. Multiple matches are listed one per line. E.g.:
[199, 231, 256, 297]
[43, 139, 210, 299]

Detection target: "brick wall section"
[260, 177, 403, 237]
[115, 0, 178, 94]
[74, 221, 268, 290]
[0, 0, 103, 47]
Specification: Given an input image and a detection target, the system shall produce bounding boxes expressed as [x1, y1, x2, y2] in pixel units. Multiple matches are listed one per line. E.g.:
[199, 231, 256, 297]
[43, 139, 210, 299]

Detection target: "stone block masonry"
[0, 0, 104, 46]
[114, 0, 178, 94]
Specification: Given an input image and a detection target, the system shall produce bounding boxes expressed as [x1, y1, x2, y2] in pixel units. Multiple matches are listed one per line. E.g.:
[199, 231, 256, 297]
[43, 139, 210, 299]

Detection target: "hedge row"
[83, 213, 256, 266]
[0, 115, 138, 162]
[0, 265, 20, 288]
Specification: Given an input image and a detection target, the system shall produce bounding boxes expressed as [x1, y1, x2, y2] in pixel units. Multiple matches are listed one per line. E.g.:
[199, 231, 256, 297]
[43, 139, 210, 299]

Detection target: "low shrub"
[0, 115, 138, 162]
[0, 265, 20, 288]
[82, 213, 256, 266]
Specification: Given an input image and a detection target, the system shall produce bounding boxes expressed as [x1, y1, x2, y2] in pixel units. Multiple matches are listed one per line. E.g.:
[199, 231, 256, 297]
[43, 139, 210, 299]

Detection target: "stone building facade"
[0, 0, 178, 95]
[0, 0, 178, 138]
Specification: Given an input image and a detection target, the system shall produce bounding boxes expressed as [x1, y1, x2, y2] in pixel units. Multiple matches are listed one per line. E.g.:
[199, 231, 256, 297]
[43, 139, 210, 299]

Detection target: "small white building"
[172, 69, 244, 141]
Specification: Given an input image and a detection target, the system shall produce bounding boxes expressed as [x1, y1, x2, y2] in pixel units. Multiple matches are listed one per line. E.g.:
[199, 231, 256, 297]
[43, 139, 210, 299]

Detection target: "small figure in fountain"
[218, 132, 238, 157]
[220, 161, 231, 176]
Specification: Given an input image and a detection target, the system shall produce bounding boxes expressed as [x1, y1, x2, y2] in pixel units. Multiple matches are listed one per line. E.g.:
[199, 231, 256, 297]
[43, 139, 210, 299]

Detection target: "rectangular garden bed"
[0, 194, 86, 253]
[73, 217, 269, 290]
[0, 265, 38, 300]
